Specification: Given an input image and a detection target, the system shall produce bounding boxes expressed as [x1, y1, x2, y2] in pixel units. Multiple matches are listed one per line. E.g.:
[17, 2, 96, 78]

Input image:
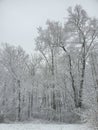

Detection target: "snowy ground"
[0, 123, 92, 130]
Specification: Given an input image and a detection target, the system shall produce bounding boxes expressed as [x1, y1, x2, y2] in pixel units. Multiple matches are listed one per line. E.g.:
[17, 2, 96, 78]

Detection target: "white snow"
[0, 123, 91, 130]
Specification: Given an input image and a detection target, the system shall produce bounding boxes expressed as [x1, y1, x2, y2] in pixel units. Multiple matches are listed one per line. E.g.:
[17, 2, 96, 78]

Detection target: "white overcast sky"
[0, 0, 98, 54]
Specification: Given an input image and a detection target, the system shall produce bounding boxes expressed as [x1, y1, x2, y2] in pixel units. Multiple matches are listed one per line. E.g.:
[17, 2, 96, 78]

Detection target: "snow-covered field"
[0, 123, 91, 130]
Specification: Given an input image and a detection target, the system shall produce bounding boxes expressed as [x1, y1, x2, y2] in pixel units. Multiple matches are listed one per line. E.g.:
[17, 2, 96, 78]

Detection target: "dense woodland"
[0, 5, 98, 124]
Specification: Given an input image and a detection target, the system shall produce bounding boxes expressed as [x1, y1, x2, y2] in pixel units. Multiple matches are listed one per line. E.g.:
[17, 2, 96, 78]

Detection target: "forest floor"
[0, 122, 92, 130]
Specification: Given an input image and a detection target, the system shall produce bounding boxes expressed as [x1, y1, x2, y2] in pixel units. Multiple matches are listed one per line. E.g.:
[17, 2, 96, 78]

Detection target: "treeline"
[0, 5, 98, 123]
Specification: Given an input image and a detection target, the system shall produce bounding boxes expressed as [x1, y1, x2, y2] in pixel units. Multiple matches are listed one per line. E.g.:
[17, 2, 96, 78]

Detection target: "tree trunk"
[31, 89, 33, 116]
[17, 80, 21, 121]
[51, 49, 56, 110]
[28, 92, 31, 119]
[78, 41, 86, 108]
[62, 46, 78, 108]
